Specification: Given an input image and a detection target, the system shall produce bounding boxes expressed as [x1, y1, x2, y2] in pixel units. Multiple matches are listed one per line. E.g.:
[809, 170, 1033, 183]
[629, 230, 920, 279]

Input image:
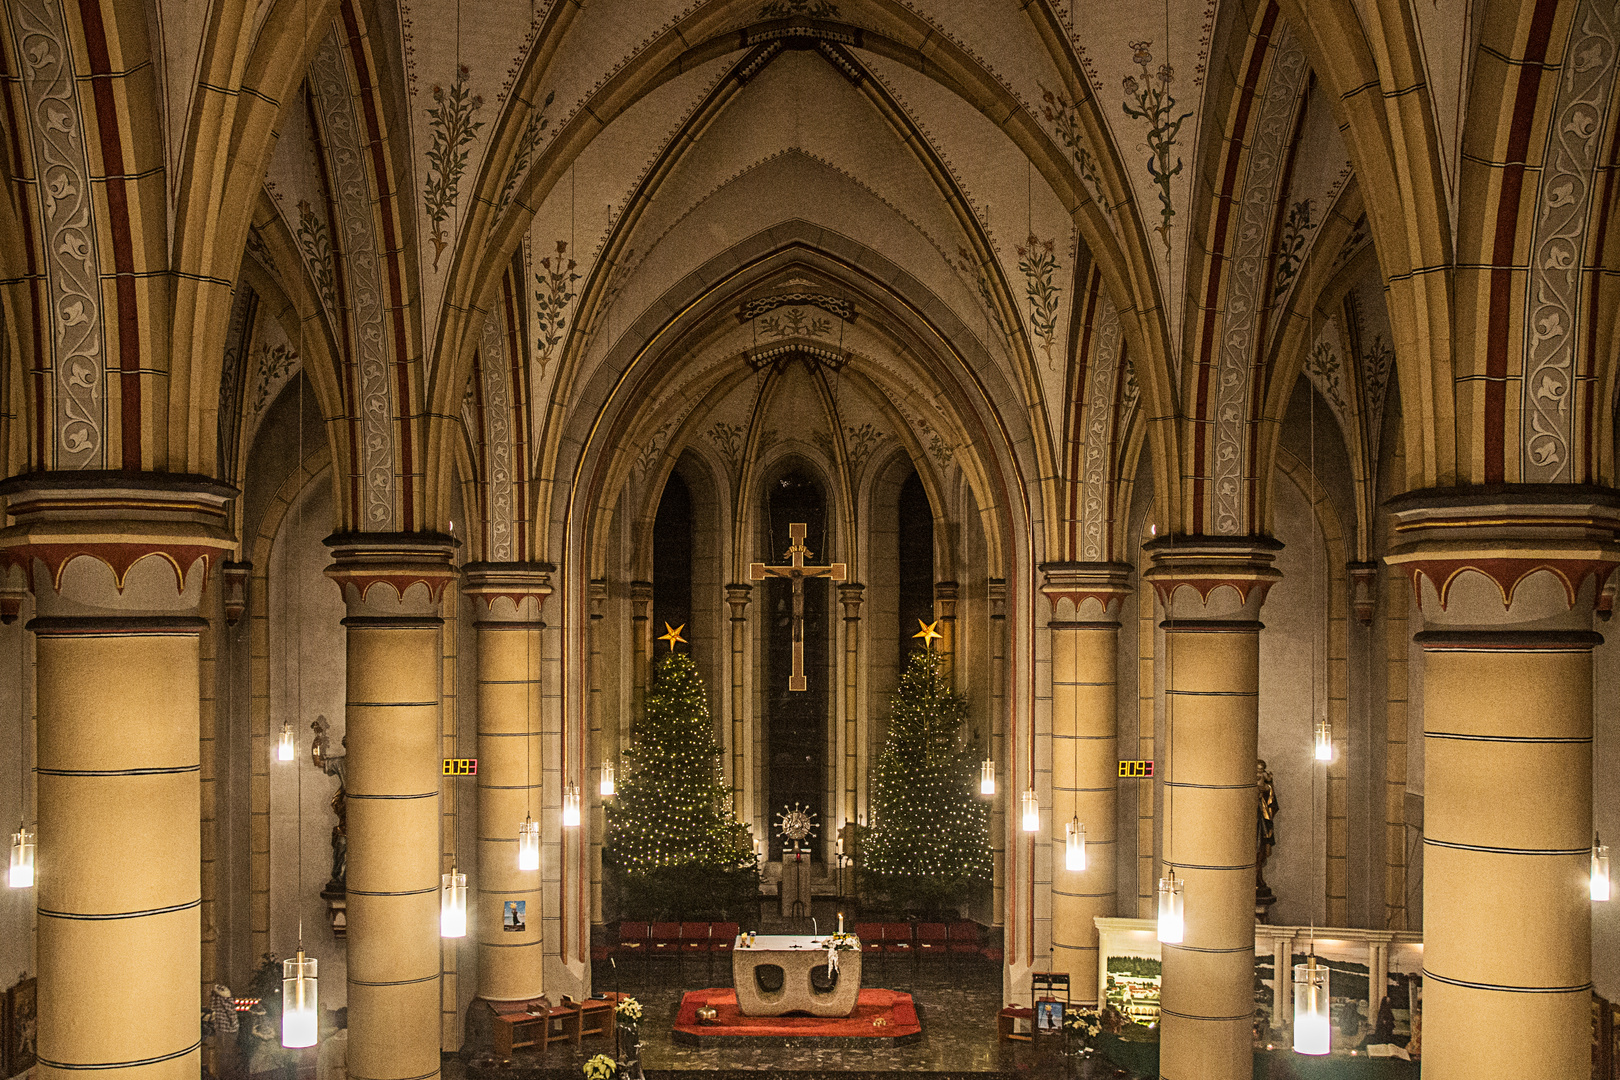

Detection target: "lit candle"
[838, 912, 844, 934]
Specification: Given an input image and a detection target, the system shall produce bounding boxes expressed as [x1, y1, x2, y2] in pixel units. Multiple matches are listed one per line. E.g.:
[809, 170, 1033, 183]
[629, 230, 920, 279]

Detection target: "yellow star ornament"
[913, 619, 942, 649]
[658, 622, 687, 651]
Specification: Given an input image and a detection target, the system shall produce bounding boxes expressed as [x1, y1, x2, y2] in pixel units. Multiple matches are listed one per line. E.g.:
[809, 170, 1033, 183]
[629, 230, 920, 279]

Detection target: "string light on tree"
[603, 642, 759, 912]
[863, 646, 990, 911]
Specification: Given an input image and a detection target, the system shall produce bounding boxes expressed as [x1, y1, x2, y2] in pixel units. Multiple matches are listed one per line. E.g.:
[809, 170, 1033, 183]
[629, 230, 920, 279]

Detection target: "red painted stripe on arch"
[0, 40, 49, 464]
[77, 0, 141, 469]
[1484, 0, 1558, 483]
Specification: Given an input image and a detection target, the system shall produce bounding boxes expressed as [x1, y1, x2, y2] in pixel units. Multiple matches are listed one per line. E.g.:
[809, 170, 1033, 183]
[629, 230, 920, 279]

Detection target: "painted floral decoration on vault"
[1038, 83, 1110, 217]
[534, 240, 581, 373]
[424, 64, 486, 269]
[1120, 40, 1192, 251]
[1016, 234, 1062, 364]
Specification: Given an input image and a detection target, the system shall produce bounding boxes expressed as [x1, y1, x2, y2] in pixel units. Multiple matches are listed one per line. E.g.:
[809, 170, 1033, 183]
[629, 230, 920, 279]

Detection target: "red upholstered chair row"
[609, 920, 742, 957]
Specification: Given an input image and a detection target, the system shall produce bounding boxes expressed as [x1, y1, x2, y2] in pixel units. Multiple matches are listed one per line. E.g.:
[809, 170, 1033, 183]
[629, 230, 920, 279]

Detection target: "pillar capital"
[461, 560, 554, 623]
[838, 582, 865, 619]
[725, 582, 753, 615]
[1040, 561, 1134, 622]
[0, 471, 236, 618]
[1384, 486, 1620, 626]
[1142, 536, 1282, 622]
[324, 531, 458, 619]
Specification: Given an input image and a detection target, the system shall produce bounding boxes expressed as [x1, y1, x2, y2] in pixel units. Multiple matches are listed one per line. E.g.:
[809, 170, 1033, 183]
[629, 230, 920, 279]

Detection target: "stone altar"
[732, 935, 861, 1017]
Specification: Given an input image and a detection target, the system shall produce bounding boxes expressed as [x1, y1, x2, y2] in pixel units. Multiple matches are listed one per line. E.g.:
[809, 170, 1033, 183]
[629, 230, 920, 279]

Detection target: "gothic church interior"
[0, 0, 1617, 1077]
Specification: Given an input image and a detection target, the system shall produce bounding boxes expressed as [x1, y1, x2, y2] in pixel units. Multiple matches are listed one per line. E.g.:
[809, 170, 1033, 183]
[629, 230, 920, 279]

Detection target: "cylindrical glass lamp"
[562, 781, 581, 827]
[979, 758, 996, 796]
[600, 760, 616, 797]
[1020, 789, 1039, 833]
[277, 720, 296, 762]
[1594, 835, 1611, 902]
[1156, 869, 1184, 944]
[281, 951, 318, 1048]
[1293, 957, 1331, 1055]
[8, 825, 34, 888]
[441, 867, 467, 938]
[517, 815, 541, 871]
[1064, 818, 1086, 872]
[1313, 716, 1333, 762]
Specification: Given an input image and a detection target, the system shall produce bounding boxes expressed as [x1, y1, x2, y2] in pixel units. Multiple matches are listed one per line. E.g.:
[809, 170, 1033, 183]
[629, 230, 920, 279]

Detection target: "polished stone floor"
[460, 904, 1141, 1079]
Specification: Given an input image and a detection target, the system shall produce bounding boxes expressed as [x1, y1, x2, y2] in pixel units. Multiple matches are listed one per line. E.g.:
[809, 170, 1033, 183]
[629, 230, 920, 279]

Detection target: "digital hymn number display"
[442, 758, 479, 776]
[1118, 759, 1154, 778]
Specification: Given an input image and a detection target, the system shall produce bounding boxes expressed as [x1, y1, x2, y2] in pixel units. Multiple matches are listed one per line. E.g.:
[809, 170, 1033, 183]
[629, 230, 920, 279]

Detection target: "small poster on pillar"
[504, 900, 526, 932]
[3, 976, 35, 1078]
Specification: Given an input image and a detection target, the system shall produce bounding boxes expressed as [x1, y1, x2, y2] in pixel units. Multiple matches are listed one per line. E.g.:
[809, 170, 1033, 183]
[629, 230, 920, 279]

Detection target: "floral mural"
[534, 240, 581, 374]
[1016, 233, 1062, 364]
[423, 64, 486, 269]
[1120, 40, 1192, 251]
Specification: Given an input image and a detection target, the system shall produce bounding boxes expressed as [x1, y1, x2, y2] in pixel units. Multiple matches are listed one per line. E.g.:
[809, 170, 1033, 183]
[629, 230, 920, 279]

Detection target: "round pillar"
[326, 535, 456, 1080]
[1144, 537, 1281, 1080]
[1041, 563, 1130, 1000]
[461, 563, 550, 1003]
[1387, 491, 1617, 1080]
[0, 475, 234, 1080]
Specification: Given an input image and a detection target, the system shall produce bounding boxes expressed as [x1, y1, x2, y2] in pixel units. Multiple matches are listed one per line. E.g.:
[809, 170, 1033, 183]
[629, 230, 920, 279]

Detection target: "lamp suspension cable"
[9, 612, 33, 889]
[282, 14, 318, 1040]
[517, 593, 540, 870]
[1157, 483, 1183, 943]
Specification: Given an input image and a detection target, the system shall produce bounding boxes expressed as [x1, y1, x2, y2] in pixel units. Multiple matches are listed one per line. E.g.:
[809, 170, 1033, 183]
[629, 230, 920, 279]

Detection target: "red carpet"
[672, 987, 921, 1045]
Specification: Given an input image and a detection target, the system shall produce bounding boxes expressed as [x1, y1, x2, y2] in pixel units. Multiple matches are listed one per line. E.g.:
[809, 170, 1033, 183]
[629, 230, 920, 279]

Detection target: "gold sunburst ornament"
[913, 619, 942, 649]
[774, 802, 820, 854]
[658, 622, 687, 650]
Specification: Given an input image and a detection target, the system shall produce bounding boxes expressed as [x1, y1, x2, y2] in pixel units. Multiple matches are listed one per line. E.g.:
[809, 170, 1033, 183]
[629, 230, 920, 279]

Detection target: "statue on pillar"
[1255, 758, 1279, 920]
[311, 715, 348, 888]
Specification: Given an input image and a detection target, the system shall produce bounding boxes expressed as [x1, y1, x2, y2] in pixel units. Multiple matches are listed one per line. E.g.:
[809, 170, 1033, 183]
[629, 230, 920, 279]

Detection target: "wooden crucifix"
[750, 522, 845, 691]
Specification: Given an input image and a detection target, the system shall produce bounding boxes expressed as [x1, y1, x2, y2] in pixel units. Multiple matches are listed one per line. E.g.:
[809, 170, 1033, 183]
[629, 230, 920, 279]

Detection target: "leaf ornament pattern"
[497, 89, 556, 216]
[1037, 83, 1110, 220]
[534, 240, 581, 374]
[423, 64, 485, 270]
[1521, 0, 1617, 481]
[1015, 234, 1062, 364]
[1120, 41, 1192, 253]
[295, 200, 337, 315]
[15, 0, 103, 467]
[1272, 199, 1316, 300]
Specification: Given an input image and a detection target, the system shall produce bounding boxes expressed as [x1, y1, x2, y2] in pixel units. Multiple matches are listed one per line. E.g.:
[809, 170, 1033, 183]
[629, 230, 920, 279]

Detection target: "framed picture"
[1036, 999, 1064, 1032]
[503, 900, 526, 932]
[4, 976, 36, 1079]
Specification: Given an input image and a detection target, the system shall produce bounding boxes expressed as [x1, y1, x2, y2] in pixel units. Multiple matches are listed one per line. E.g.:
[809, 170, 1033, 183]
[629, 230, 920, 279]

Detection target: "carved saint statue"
[311, 715, 347, 888]
[1256, 758, 1279, 880]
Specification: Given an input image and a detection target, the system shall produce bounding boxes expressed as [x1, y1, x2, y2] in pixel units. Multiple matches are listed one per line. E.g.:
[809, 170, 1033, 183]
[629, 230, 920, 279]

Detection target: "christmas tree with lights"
[863, 640, 991, 912]
[605, 634, 759, 918]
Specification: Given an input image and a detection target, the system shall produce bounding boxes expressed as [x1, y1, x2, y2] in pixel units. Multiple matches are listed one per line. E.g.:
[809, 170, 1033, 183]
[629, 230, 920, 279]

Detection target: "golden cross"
[913, 619, 942, 649]
[658, 622, 687, 650]
[749, 522, 846, 691]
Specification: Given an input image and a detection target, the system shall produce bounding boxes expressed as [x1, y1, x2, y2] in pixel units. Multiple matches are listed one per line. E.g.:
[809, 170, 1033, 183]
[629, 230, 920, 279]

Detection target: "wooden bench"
[490, 998, 579, 1056]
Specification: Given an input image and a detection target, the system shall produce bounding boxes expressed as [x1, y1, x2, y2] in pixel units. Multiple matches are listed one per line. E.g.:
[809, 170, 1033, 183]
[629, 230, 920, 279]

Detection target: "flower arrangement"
[823, 931, 859, 952]
[614, 997, 642, 1023]
[1064, 1007, 1104, 1046]
[582, 1053, 617, 1080]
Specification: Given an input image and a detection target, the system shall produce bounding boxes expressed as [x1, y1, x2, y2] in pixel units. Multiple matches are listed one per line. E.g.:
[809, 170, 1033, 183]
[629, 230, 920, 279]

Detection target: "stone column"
[838, 583, 864, 833]
[987, 578, 1007, 927]
[461, 563, 551, 1005]
[1143, 537, 1281, 1080]
[725, 583, 752, 825]
[587, 578, 608, 925]
[934, 580, 959, 685]
[1273, 933, 1292, 1031]
[0, 475, 234, 1080]
[1385, 491, 1616, 1080]
[1040, 563, 1130, 1002]
[629, 580, 653, 733]
[326, 534, 457, 1080]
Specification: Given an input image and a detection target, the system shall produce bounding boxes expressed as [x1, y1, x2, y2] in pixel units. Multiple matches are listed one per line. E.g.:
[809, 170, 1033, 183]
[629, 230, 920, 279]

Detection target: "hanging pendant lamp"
[281, 950, 318, 1048]
[980, 758, 996, 796]
[8, 825, 34, 889]
[441, 867, 467, 937]
[600, 760, 616, 797]
[562, 781, 581, 828]
[1594, 834, 1611, 902]
[1020, 788, 1039, 832]
[1313, 716, 1333, 762]
[1293, 955, 1331, 1055]
[1065, 817, 1086, 872]
[1156, 869, 1183, 944]
[518, 814, 541, 871]
[277, 719, 297, 762]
